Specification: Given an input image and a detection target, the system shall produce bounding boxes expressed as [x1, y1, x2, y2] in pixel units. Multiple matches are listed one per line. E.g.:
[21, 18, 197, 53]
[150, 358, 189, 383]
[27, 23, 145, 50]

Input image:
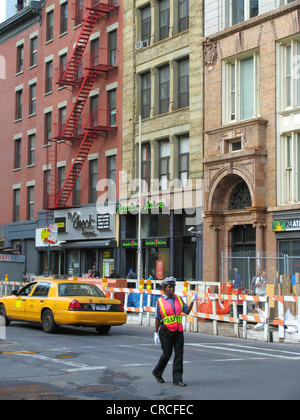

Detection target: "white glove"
[191, 292, 198, 303]
[154, 332, 160, 346]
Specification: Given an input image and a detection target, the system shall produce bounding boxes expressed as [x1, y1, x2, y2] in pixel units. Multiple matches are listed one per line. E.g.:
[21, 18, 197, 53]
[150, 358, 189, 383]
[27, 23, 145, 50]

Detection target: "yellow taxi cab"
[0, 279, 127, 334]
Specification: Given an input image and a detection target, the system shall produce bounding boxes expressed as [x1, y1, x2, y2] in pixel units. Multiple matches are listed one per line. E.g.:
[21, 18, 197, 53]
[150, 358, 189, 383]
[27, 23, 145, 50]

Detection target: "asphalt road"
[0, 321, 300, 403]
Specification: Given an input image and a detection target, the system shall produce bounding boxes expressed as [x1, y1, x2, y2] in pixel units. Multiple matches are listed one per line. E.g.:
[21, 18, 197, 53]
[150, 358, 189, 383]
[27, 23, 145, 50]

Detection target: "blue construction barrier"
[127, 292, 160, 308]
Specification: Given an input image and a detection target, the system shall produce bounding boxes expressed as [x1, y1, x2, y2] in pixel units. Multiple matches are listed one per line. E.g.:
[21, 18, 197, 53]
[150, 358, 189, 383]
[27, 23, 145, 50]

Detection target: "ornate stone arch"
[206, 167, 254, 213]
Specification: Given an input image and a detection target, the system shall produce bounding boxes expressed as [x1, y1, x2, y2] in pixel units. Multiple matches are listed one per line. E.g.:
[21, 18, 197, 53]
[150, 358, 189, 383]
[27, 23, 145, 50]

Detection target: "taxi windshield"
[58, 283, 105, 298]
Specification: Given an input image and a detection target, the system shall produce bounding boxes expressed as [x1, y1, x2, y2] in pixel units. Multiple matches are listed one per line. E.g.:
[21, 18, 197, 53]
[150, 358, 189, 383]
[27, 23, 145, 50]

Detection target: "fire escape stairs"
[46, 1, 118, 210]
[54, 131, 97, 208]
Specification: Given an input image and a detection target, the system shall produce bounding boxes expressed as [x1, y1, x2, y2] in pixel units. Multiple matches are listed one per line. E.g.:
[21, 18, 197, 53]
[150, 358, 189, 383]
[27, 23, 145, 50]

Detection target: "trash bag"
[253, 308, 265, 330]
[284, 309, 298, 334]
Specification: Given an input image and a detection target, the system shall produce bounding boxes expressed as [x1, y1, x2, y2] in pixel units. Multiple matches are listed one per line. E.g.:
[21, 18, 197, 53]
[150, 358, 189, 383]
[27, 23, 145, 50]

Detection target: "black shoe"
[152, 371, 165, 383]
[173, 381, 186, 387]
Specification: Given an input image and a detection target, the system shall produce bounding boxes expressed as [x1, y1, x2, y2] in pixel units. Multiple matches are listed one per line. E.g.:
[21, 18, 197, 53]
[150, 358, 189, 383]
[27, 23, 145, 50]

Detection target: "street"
[0, 321, 300, 402]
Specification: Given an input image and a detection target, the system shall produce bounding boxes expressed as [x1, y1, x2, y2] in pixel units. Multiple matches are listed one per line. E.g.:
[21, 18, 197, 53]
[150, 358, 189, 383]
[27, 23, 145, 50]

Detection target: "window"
[179, 0, 189, 32]
[108, 89, 117, 126]
[75, 0, 83, 23]
[58, 166, 65, 191]
[159, 139, 170, 190]
[107, 155, 116, 184]
[59, 106, 67, 135]
[27, 186, 34, 220]
[159, 0, 170, 40]
[89, 159, 98, 203]
[178, 135, 189, 187]
[280, 133, 300, 203]
[159, 65, 170, 114]
[90, 95, 98, 127]
[223, 53, 259, 123]
[59, 53, 67, 80]
[141, 72, 151, 119]
[142, 143, 151, 192]
[73, 164, 81, 206]
[16, 45, 24, 73]
[230, 0, 258, 26]
[13, 189, 20, 222]
[280, 40, 300, 110]
[30, 36, 37, 67]
[44, 170, 51, 208]
[46, 11, 54, 42]
[29, 83, 37, 115]
[45, 61, 53, 93]
[60, 1, 68, 34]
[14, 138, 21, 169]
[44, 111, 52, 145]
[90, 38, 99, 66]
[28, 134, 35, 166]
[16, 89, 23, 120]
[279, 0, 295, 5]
[178, 58, 189, 108]
[109, 30, 117, 66]
[32, 282, 51, 297]
[141, 5, 151, 44]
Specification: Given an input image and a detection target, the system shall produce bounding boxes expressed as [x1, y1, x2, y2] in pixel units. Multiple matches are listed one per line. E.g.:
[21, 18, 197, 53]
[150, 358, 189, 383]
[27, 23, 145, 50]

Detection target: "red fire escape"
[46, 0, 118, 210]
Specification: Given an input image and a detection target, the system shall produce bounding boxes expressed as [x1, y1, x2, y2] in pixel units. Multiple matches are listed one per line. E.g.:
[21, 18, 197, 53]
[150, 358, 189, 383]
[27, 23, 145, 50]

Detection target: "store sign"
[122, 240, 138, 248]
[55, 217, 66, 233]
[68, 212, 97, 238]
[54, 207, 114, 241]
[273, 220, 300, 232]
[97, 214, 110, 230]
[144, 238, 169, 248]
[121, 238, 169, 248]
[117, 199, 170, 215]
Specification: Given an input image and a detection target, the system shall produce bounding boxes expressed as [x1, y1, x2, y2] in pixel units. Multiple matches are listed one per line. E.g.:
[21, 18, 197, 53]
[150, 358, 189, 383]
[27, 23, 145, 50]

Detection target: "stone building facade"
[203, 0, 300, 285]
[121, 0, 204, 282]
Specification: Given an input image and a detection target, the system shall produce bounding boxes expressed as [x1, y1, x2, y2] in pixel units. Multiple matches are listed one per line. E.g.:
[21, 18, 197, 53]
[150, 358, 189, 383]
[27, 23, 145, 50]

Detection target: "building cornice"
[0, 3, 44, 45]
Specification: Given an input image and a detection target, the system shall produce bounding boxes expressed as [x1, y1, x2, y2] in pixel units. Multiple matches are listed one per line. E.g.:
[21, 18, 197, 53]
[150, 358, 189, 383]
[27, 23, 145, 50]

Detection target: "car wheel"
[95, 325, 111, 334]
[0, 304, 10, 326]
[42, 309, 58, 334]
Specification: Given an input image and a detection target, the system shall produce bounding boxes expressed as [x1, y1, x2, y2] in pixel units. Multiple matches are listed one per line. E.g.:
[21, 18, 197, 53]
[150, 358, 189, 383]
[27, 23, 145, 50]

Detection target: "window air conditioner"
[135, 40, 149, 50]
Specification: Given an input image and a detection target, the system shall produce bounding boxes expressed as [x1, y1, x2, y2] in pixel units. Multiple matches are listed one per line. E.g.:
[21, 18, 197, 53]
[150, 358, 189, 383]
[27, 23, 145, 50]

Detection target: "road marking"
[185, 343, 300, 360]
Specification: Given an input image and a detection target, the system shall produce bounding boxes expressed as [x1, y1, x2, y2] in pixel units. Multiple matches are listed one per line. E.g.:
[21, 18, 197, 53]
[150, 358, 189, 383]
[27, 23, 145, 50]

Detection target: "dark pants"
[153, 327, 184, 383]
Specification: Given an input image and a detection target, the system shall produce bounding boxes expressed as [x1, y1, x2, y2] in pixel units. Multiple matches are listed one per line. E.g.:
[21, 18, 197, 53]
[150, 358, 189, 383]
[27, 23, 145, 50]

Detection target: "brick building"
[203, 0, 300, 286]
[0, 0, 123, 279]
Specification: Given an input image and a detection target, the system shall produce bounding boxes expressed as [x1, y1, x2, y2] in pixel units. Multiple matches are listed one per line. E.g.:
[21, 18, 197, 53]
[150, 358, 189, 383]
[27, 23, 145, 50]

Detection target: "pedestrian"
[255, 271, 267, 309]
[126, 268, 137, 280]
[251, 270, 261, 294]
[91, 263, 100, 278]
[108, 268, 119, 278]
[152, 276, 198, 387]
[233, 268, 242, 290]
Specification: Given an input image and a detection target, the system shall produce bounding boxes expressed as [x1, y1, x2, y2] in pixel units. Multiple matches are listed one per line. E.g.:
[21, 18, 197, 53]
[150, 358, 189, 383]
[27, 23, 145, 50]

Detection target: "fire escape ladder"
[46, 1, 119, 210]
[54, 131, 98, 208]
[56, 70, 98, 141]
[58, 10, 99, 86]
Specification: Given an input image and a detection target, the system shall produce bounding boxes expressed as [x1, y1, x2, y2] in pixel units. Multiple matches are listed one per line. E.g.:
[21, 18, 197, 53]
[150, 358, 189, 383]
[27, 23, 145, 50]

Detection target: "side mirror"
[11, 290, 18, 296]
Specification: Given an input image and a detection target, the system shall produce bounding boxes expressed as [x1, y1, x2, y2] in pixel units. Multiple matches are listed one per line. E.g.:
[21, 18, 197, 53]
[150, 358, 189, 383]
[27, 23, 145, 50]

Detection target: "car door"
[26, 282, 51, 322]
[7, 283, 38, 320]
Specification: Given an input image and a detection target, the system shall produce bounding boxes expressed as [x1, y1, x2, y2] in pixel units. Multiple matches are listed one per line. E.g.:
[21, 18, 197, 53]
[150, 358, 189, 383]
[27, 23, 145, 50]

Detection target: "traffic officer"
[152, 277, 198, 387]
